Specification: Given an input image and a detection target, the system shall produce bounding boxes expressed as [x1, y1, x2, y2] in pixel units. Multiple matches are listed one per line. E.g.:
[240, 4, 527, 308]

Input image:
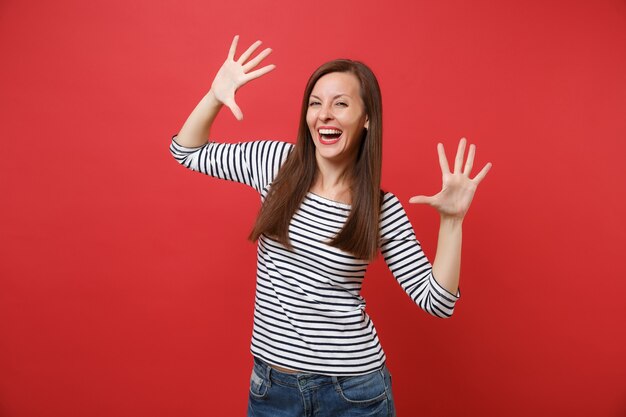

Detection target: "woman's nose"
[318, 104, 333, 121]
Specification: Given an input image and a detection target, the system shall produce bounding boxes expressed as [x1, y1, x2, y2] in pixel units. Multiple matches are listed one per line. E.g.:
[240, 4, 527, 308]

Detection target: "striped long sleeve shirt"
[170, 137, 460, 376]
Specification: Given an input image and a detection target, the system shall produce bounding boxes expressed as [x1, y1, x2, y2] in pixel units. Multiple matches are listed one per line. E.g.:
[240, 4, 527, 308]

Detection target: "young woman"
[170, 36, 491, 417]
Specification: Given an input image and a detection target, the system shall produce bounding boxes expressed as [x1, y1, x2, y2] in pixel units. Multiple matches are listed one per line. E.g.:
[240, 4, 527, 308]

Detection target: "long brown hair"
[249, 59, 383, 260]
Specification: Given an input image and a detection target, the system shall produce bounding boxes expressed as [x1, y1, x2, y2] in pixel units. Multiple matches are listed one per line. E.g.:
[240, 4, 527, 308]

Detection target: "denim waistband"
[252, 356, 386, 389]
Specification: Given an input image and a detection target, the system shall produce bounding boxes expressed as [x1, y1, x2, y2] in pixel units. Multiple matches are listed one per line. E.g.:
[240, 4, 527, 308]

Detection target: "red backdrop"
[1, 0, 625, 416]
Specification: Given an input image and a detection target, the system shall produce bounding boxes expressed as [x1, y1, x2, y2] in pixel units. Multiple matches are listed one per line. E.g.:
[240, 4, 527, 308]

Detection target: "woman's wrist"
[439, 213, 464, 227]
[205, 89, 223, 109]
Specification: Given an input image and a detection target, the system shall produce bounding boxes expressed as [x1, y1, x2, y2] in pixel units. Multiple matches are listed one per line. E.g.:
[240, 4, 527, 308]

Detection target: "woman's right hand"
[210, 35, 275, 121]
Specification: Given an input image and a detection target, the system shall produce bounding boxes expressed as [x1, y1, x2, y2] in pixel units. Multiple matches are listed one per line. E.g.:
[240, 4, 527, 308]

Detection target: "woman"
[170, 36, 491, 417]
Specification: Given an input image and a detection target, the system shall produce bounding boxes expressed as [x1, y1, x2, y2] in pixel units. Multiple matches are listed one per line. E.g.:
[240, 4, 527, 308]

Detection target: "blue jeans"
[247, 357, 396, 417]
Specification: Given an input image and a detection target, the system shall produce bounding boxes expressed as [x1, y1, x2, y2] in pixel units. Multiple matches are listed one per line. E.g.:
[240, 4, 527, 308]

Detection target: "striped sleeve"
[379, 192, 460, 318]
[169, 135, 293, 193]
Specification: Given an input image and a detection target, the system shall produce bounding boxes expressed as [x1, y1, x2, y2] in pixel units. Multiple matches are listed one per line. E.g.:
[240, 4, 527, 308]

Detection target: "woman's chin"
[315, 146, 359, 166]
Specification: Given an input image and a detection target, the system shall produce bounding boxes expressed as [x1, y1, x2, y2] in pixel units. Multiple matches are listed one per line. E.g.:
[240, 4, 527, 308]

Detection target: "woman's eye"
[336, 102, 348, 107]
[309, 101, 320, 107]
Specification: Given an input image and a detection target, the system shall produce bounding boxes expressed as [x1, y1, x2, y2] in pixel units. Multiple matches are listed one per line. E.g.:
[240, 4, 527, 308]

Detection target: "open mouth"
[318, 128, 343, 144]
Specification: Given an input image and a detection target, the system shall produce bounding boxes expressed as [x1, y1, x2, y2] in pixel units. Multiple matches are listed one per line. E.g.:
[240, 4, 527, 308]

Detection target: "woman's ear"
[364, 117, 369, 130]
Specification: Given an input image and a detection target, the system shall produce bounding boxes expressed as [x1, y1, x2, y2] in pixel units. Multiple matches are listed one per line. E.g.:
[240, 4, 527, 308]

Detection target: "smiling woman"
[307, 72, 369, 167]
[250, 59, 384, 261]
[169, 35, 490, 417]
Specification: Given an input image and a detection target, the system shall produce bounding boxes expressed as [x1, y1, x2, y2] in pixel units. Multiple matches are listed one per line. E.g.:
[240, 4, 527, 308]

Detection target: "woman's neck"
[311, 160, 354, 204]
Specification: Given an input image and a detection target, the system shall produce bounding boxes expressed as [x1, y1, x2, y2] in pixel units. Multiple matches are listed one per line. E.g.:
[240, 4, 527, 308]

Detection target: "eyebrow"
[309, 94, 352, 100]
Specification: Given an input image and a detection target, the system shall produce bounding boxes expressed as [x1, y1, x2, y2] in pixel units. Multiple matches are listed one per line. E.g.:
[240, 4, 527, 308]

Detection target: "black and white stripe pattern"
[170, 137, 460, 376]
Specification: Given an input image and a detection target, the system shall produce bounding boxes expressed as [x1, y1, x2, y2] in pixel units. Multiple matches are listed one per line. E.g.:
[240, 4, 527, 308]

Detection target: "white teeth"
[319, 128, 342, 135]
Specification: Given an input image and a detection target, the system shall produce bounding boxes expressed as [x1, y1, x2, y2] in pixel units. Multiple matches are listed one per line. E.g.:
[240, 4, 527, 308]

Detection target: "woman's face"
[306, 72, 369, 167]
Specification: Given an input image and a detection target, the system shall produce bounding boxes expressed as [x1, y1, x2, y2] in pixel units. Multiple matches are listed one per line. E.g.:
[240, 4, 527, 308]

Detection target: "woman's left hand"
[409, 138, 492, 219]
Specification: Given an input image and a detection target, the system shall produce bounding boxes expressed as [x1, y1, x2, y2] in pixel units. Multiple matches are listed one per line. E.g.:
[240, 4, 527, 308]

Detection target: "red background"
[1, 0, 625, 416]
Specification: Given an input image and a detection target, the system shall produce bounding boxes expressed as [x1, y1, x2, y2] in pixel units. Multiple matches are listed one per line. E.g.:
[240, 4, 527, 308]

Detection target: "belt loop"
[379, 366, 389, 390]
[264, 359, 272, 387]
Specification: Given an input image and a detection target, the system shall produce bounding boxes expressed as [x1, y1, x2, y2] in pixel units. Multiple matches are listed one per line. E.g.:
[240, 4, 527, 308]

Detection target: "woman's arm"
[379, 193, 459, 318]
[170, 36, 291, 192]
[409, 138, 492, 295]
[175, 90, 223, 148]
[431, 216, 463, 295]
[175, 35, 275, 148]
